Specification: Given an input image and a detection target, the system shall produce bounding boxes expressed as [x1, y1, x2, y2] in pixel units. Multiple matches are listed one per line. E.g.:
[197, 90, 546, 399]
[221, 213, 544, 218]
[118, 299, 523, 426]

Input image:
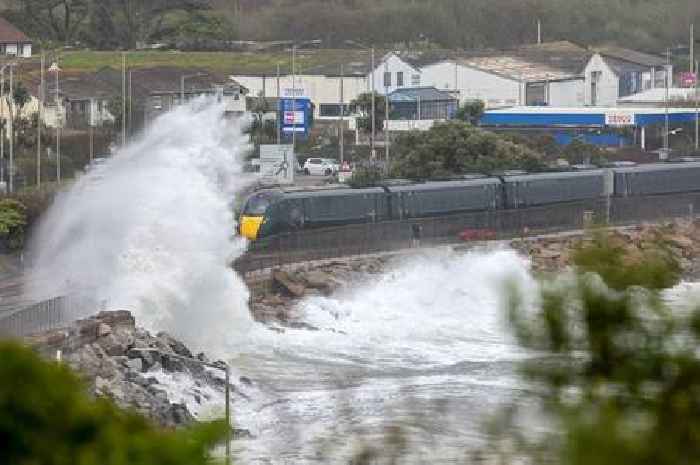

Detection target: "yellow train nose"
[239, 215, 264, 240]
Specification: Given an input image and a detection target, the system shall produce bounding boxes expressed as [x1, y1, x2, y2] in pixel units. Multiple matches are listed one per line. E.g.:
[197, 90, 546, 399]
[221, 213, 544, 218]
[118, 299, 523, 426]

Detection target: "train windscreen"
[243, 192, 275, 215]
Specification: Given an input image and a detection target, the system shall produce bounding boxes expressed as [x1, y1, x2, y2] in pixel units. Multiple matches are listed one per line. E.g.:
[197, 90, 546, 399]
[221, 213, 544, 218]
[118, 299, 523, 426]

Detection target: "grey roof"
[603, 56, 651, 75]
[457, 41, 591, 82]
[595, 46, 667, 68]
[504, 170, 605, 182]
[388, 86, 457, 102]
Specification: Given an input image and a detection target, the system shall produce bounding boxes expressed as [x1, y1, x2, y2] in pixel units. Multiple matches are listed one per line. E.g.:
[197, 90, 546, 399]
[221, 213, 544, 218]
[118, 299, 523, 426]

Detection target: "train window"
[243, 193, 274, 215]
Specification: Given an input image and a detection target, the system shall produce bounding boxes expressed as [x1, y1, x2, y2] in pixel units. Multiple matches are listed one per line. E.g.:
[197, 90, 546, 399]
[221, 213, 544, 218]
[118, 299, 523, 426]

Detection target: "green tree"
[390, 121, 544, 179]
[501, 232, 700, 465]
[0, 198, 26, 250]
[350, 92, 387, 135]
[454, 99, 485, 125]
[0, 340, 227, 465]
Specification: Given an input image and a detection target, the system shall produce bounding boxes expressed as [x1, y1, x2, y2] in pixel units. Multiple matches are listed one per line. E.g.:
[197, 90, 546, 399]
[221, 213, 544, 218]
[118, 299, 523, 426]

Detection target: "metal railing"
[0, 293, 100, 338]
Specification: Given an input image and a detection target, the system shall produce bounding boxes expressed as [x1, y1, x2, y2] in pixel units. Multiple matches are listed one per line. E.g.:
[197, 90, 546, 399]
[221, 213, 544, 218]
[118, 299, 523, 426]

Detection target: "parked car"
[303, 158, 339, 176]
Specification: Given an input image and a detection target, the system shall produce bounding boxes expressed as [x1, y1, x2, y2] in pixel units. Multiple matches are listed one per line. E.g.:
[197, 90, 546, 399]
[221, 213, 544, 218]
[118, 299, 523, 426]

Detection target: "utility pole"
[276, 63, 281, 145]
[1, 67, 4, 188]
[291, 45, 296, 152]
[37, 54, 44, 187]
[692, 23, 695, 74]
[537, 19, 542, 44]
[122, 52, 126, 147]
[370, 47, 376, 161]
[384, 59, 390, 174]
[664, 47, 670, 155]
[54, 62, 61, 183]
[339, 64, 344, 165]
[8, 64, 13, 193]
[695, 61, 700, 152]
[128, 69, 133, 136]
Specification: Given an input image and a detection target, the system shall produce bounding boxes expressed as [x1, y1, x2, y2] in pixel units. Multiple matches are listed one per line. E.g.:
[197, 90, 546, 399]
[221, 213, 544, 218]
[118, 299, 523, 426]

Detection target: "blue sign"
[280, 98, 312, 136]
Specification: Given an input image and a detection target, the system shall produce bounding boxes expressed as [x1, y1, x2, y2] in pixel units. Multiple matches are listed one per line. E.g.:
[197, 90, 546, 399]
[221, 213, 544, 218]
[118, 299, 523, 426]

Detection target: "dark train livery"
[239, 161, 700, 240]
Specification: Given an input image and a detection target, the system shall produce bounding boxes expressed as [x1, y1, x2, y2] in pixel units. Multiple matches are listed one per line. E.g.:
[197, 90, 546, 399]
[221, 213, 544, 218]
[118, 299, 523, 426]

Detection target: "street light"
[130, 348, 232, 465]
[344, 40, 377, 162]
[180, 72, 209, 105]
[49, 62, 62, 183]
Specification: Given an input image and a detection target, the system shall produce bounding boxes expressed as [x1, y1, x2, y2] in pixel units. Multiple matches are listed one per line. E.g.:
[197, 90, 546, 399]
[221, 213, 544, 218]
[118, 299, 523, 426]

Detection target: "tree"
[454, 99, 485, 125]
[499, 231, 700, 465]
[9, 0, 90, 44]
[350, 92, 387, 135]
[0, 340, 227, 465]
[390, 121, 544, 179]
[0, 198, 26, 250]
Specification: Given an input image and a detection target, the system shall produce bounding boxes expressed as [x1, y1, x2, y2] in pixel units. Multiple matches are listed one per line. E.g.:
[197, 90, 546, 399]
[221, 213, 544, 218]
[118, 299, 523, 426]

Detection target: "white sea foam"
[26, 100, 255, 354]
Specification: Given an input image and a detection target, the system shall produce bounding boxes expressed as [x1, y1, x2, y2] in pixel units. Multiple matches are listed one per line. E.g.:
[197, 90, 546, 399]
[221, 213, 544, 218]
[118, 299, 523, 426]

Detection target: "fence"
[234, 192, 700, 274]
[0, 293, 101, 338]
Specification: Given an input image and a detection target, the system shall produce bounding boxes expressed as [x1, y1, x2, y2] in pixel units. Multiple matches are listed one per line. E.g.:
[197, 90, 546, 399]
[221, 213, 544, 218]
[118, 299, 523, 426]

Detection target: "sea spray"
[26, 100, 255, 354]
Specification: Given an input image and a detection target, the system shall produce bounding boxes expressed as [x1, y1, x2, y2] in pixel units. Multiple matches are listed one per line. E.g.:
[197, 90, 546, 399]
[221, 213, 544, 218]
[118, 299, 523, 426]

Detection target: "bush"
[347, 165, 384, 188]
[390, 121, 544, 180]
[0, 341, 227, 465]
[0, 199, 27, 250]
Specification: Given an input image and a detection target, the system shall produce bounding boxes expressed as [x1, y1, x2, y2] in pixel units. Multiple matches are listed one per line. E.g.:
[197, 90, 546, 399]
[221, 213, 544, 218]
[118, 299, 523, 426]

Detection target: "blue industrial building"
[481, 107, 699, 148]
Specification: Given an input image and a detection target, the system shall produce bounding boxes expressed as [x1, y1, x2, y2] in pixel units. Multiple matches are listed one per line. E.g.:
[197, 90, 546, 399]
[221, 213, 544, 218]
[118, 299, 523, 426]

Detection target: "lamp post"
[130, 348, 232, 465]
[49, 62, 62, 183]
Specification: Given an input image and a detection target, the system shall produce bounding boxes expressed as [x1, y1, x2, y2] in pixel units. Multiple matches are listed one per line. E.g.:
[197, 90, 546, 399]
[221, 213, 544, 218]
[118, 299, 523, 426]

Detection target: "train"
[238, 161, 700, 240]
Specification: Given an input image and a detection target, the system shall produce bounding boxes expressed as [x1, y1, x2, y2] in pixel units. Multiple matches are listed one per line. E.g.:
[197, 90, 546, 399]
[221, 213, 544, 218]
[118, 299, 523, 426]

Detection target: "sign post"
[259, 144, 295, 185]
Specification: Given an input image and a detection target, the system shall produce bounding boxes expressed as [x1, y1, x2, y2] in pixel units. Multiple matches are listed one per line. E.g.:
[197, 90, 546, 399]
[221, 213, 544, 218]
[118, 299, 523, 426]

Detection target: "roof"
[95, 66, 245, 99]
[457, 41, 590, 82]
[601, 56, 650, 75]
[482, 106, 700, 128]
[595, 46, 667, 68]
[23, 71, 119, 101]
[618, 87, 699, 103]
[0, 17, 29, 43]
[388, 86, 457, 102]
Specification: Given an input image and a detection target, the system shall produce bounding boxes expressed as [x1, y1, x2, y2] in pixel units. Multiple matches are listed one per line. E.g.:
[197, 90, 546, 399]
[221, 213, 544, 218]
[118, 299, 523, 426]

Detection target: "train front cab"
[239, 190, 281, 240]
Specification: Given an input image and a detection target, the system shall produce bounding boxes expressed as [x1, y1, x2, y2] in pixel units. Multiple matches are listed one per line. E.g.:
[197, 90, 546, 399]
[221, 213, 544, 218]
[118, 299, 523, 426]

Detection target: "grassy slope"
[57, 49, 371, 75]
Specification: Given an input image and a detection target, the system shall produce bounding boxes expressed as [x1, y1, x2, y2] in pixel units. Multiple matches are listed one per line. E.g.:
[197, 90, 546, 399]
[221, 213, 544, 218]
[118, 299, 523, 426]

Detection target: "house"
[232, 53, 371, 120]
[0, 17, 31, 58]
[95, 66, 247, 126]
[584, 46, 670, 106]
[388, 87, 458, 120]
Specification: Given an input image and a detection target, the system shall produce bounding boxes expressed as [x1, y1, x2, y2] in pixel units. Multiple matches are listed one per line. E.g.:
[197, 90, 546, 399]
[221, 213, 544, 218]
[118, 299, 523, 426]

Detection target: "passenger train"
[238, 161, 700, 240]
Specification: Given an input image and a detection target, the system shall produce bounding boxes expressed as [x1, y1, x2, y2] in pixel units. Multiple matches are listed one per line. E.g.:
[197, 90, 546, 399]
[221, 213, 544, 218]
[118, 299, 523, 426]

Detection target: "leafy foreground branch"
[0, 341, 227, 465]
[502, 232, 700, 465]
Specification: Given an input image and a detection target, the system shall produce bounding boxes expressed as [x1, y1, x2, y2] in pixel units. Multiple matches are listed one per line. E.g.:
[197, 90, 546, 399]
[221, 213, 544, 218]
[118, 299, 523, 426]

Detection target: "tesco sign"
[605, 112, 635, 127]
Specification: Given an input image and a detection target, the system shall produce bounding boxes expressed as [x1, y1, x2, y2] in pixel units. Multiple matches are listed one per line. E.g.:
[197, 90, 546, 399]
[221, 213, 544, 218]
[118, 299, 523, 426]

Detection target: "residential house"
[38, 73, 117, 129]
[584, 46, 670, 106]
[95, 66, 247, 126]
[0, 17, 31, 58]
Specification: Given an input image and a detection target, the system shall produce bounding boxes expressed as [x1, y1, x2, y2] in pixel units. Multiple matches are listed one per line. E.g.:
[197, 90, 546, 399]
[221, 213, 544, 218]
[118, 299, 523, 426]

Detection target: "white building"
[372, 42, 589, 108]
[233, 72, 369, 120]
[583, 46, 670, 107]
[0, 17, 31, 58]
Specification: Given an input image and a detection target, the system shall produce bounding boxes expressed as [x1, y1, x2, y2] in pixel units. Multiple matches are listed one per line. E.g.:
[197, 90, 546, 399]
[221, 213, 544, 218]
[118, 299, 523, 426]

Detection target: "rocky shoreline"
[22, 219, 700, 429]
[26, 310, 249, 430]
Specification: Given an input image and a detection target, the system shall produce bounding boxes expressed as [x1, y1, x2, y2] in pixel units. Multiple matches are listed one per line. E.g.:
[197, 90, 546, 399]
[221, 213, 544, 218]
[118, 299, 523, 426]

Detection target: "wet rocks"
[249, 255, 391, 326]
[26, 311, 234, 428]
[512, 219, 700, 278]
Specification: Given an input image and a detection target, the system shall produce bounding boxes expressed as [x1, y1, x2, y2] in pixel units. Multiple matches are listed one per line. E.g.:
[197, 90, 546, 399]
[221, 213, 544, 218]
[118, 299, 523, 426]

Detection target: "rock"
[95, 310, 136, 329]
[126, 357, 143, 373]
[97, 333, 129, 357]
[272, 270, 306, 297]
[156, 332, 193, 359]
[303, 270, 334, 291]
[162, 354, 187, 373]
[97, 323, 112, 337]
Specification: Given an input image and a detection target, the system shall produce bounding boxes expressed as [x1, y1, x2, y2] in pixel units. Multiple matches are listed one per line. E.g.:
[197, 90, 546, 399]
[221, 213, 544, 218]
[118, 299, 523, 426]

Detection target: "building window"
[319, 103, 351, 117]
[411, 74, 420, 86]
[384, 72, 392, 88]
[397, 72, 404, 87]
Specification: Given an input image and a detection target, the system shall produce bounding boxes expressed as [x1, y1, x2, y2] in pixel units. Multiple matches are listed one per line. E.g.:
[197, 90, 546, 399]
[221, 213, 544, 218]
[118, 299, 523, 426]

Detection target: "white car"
[303, 158, 339, 176]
